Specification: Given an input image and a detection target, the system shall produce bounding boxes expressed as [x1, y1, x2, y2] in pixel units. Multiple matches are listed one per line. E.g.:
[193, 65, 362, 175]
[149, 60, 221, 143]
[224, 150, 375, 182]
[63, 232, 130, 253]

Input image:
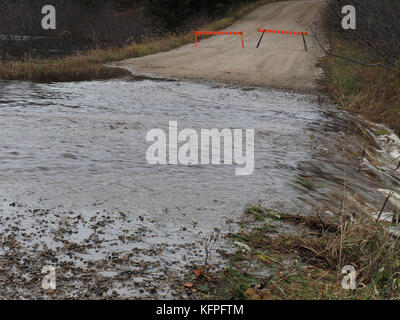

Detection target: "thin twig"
[310, 21, 398, 73]
[315, 209, 327, 233]
[376, 191, 393, 223]
[338, 135, 349, 277]
[357, 149, 366, 171]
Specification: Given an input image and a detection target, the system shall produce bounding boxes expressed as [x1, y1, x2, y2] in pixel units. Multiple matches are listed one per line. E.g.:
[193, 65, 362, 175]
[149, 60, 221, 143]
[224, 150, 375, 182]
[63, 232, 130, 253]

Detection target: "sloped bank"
[184, 122, 400, 300]
[182, 2, 400, 299]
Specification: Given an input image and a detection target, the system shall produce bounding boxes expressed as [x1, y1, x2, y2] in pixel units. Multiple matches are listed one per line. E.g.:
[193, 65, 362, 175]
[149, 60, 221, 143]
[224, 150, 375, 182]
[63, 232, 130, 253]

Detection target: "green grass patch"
[215, 267, 259, 300]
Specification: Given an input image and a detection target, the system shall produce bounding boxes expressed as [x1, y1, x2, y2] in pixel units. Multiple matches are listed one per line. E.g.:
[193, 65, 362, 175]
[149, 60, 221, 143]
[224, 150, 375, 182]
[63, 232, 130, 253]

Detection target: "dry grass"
[0, 56, 131, 82]
[297, 216, 400, 299]
[322, 38, 400, 134]
[198, 207, 400, 300]
[0, 0, 279, 82]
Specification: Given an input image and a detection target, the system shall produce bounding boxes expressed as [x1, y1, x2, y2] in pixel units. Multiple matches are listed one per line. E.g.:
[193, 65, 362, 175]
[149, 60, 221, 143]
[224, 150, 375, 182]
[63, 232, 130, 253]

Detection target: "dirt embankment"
[118, 0, 327, 91]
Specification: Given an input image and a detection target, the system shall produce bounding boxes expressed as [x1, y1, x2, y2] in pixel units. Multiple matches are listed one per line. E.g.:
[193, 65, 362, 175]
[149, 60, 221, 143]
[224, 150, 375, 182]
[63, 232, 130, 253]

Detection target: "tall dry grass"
[298, 216, 400, 298]
[322, 36, 400, 134]
[205, 207, 400, 300]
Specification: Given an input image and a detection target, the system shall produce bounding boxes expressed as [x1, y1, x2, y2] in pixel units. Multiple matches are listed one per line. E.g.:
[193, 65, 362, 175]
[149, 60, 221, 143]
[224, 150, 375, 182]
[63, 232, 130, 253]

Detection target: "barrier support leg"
[256, 29, 266, 49]
[241, 34, 245, 48]
[301, 32, 308, 52]
[195, 34, 198, 48]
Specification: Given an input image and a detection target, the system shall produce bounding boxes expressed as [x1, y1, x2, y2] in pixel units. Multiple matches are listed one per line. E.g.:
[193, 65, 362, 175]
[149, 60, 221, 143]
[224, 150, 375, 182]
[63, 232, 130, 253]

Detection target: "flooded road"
[0, 76, 395, 299]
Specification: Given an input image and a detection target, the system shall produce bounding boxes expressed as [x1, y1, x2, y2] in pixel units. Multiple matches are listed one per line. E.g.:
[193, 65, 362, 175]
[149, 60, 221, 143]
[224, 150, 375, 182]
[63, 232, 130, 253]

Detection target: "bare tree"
[310, 19, 398, 73]
[326, 0, 400, 66]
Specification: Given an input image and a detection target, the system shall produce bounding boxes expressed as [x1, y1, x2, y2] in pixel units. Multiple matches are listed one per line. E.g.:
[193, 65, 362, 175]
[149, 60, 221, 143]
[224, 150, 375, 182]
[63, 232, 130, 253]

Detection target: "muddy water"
[0, 77, 392, 299]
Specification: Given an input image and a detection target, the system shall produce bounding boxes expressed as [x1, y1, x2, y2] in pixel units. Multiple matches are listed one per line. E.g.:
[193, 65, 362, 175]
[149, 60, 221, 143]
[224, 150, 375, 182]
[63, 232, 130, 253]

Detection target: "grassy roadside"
[184, 9, 400, 300]
[189, 206, 400, 300]
[320, 34, 400, 134]
[0, 0, 279, 82]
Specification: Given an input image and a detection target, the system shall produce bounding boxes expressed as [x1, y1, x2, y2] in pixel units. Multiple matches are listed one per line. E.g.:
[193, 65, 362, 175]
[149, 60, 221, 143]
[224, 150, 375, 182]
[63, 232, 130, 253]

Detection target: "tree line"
[327, 0, 400, 66]
[0, 0, 258, 59]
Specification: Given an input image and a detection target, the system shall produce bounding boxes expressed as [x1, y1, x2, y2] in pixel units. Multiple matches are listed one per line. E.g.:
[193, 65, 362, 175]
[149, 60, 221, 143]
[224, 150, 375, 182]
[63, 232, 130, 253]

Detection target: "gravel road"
[118, 0, 327, 91]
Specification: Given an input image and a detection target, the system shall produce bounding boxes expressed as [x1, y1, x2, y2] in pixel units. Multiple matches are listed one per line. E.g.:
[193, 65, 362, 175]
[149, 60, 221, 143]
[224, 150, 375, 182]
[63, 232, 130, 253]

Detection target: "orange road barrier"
[194, 31, 245, 48]
[256, 28, 309, 51]
[257, 29, 308, 36]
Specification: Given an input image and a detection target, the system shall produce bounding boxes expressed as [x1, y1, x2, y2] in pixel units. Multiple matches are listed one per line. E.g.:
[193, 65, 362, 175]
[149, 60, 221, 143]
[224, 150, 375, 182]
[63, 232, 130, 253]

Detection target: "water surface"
[0, 77, 387, 298]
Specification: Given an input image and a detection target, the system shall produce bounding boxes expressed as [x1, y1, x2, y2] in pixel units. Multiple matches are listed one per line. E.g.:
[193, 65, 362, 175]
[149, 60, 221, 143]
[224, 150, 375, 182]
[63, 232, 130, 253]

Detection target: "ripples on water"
[0, 77, 350, 212]
[0, 77, 392, 298]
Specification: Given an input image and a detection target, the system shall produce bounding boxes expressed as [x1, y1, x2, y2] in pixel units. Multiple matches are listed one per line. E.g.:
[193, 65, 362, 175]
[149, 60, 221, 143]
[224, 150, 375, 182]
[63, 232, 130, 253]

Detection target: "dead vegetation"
[192, 206, 400, 300]
[317, 2, 400, 134]
[321, 38, 400, 134]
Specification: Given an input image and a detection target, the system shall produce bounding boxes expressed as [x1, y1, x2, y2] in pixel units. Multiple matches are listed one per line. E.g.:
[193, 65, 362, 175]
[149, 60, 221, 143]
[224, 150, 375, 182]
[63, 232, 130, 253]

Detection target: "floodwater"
[0, 76, 396, 299]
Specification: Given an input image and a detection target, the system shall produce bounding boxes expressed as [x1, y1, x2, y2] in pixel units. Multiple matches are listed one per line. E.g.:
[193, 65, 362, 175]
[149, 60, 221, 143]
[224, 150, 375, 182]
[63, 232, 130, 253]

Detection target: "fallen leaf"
[194, 268, 203, 278]
[234, 241, 251, 252]
[244, 288, 261, 300]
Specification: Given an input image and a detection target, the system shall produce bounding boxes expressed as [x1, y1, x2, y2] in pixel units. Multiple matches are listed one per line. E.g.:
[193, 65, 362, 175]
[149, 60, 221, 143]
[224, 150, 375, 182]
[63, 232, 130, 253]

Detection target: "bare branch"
[310, 20, 398, 73]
